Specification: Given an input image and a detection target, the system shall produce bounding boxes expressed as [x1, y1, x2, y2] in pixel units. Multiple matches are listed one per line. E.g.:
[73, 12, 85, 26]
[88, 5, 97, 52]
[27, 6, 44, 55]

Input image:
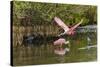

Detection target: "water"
[77, 25, 97, 33]
[12, 31, 97, 66]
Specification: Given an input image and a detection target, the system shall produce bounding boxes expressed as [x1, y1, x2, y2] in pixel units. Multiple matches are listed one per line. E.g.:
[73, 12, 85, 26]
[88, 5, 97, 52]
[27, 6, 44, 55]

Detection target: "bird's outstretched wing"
[54, 17, 69, 31]
[70, 19, 83, 31]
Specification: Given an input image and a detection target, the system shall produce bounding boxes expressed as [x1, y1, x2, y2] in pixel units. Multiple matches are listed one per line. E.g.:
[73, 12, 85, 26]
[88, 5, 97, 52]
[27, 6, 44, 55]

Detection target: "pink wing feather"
[70, 19, 83, 31]
[54, 17, 69, 31]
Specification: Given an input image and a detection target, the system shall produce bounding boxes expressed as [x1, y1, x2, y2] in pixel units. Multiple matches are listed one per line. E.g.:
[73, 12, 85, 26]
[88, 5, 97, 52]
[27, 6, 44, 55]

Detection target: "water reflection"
[78, 45, 97, 50]
[13, 32, 97, 65]
[54, 47, 70, 56]
[53, 38, 70, 56]
[78, 33, 97, 50]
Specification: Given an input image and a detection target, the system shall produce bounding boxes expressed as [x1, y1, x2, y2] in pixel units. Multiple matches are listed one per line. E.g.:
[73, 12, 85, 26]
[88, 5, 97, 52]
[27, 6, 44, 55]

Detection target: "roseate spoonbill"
[54, 17, 83, 36]
[54, 47, 70, 56]
[53, 38, 70, 55]
[53, 38, 70, 46]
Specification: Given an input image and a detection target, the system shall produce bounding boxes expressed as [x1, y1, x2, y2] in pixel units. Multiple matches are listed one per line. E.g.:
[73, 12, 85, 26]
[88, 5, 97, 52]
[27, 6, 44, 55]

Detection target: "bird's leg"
[65, 41, 70, 50]
[65, 41, 70, 44]
[58, 33, 64, 36]
[58, 31, 66, 36]
[68, 43, 70, 48]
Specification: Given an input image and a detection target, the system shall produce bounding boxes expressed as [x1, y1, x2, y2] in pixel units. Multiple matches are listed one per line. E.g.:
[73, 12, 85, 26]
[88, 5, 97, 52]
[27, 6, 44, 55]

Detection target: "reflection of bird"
[54, 17, 83, 36]
[53, 38, 69, 46]
[53, 38, 70, 56]
[54, 47, 70, 56]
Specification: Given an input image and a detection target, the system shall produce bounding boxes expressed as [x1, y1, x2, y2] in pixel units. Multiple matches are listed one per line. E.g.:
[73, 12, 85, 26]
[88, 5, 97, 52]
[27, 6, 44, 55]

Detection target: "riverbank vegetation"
[12, 1, 97, 26]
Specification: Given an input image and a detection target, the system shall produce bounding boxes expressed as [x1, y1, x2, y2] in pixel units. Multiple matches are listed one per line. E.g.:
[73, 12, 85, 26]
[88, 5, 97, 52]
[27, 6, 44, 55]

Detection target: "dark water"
[13, 32, 97, 66]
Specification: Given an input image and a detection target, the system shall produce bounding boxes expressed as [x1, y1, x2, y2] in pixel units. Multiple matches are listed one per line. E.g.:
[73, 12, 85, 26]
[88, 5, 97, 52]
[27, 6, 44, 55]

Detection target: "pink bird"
[53, 38, 70, 56]
[53, 38, 69, 46]
[54, 17, 83, 36]
[54, 47, 70, 56]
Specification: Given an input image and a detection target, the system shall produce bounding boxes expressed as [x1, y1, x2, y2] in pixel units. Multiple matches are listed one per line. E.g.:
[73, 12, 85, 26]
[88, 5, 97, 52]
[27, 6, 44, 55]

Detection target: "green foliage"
[12, 1, 97, 26]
